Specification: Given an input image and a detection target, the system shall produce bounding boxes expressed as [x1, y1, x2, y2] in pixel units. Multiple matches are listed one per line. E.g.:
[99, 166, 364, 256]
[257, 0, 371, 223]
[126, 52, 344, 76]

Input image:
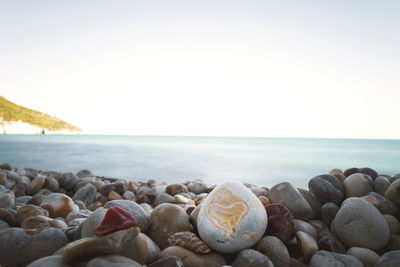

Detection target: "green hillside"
[0, 96, 82, 132]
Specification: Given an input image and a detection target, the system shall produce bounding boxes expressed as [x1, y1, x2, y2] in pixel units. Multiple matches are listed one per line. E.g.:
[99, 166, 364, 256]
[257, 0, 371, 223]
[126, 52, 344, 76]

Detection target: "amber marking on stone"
[205, 187, 250, 235]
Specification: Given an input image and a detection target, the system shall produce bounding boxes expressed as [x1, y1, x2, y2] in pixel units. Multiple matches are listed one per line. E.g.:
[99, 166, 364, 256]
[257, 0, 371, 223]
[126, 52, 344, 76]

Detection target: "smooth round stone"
[347, 247, 379, 267]
[113, 180, 127, 195]
[374, 250, 400, 267]
[344, 167, 360, 177]
[310, 250, 363, 267]
[73, 183, 97, 205]
[16, 204, 49, 225]
[26, 255, 70, 267]
[28, 189, 53, 206]
[374, 176, 391, 195]
[4, 170, 20, 181]
[16, 195, 33, 206]
[0, 190, 15, 209]
[118, 233, 161, 264]
[59, 173, 78, 191]
[81, 208, 107, 237]
[0, 207, 17, 226]
[255, 235, 290, 267]
[320, 202, 339, 225]
[86, 255, 142, 267]
[198, 181, 268, 253]
[361, 192, 397, 215]
[296, 231, 318, 262]
[385, 179, 400, 204]
[104, 200, 151, 232]
[384, 214, 399, 234]
[188, 182, 208, 195]
[44, 176, 59, 191]
[148, 256, 183, 267]
[122, 190, 135, 201]
[359, 167, 378, 180]
[343, 173, 373, 198]
[334, 197, 390, 250]
[153, 193, 175, 207]
[76, 169, 93, 178]
[0, 171, 6, 184]
[0, 228, 68, 267]
[317, 231, 346, 254]
[160, 246, 225, 267]
[149, 203, 191, 249]
[329, 169, 346, 183]
[269, 182, 312, 220]
[232, 249, 274, 267]
[166, 183, 188, 196]
[308, 174, 344, 205]
[265, 203, 296, 241]
[28, 177, 46, 195]
[298, 188, 321, 219]
[40, 193, 77, 218]
[108, 191, 123, 200]
[293, 219, 318, 240]
[0, 219, 9, 230]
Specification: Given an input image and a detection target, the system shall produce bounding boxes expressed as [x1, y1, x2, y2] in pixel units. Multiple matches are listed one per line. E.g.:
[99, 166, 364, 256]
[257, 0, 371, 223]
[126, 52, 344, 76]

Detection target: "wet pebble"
[265, 203, 296, 241]
[255, 235, 290, 267]
[40, 193, 77, 218]
[308, 174, 344, 205]
[232, 249, 274, 267]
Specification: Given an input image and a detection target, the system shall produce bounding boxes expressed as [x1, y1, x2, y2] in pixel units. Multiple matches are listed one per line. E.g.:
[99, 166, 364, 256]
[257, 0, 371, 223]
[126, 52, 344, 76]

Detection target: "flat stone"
[149, 203, 191, 249]
[347, 247, 379, 267]
[40, 193, 77, 218]
[269, 182, 312, 220]
[334, 197, 390, 250]
[0, 228, 68, 267]
[232, 249, 274, 267]
[255, 235, 290, 267]
[86, 255, 142, 267]
[308, 174, 344, 205]
[374, 250, 400, 267]
[343, 173, 373, 198]
[104, 200, 150, 232]
[198, 181, 268, 253]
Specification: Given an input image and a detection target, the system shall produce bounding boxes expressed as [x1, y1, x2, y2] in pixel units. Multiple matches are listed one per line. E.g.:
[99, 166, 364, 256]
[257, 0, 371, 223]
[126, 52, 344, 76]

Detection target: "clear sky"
[1, 1, 399, 138]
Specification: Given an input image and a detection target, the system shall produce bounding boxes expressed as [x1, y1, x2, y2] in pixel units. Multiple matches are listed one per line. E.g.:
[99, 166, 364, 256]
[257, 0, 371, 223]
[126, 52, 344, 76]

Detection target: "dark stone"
[308, 175, 344, 205]
[265, 203, 296, 242]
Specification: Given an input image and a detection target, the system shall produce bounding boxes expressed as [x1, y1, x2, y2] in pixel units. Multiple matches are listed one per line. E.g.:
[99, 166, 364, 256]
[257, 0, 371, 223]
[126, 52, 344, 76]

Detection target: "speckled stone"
[255, 235, 290, 267]
[232, 249, 274, 267]
[308, 174, 344, 205]
[347, 247, 379, 267]
[334, 197, 390, 250]
[44, 176, 60, 192]
[269, 182, 312, 220]
[198, 181, 268, 253]
[40, 193, 77, 218]
[0, 228, 68, 267]
[166, 184, 188, 196]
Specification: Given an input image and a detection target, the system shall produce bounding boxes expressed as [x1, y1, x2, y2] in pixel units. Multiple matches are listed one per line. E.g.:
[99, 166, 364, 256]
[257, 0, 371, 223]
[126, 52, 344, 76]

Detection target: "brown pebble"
[168, 231, 211, 254]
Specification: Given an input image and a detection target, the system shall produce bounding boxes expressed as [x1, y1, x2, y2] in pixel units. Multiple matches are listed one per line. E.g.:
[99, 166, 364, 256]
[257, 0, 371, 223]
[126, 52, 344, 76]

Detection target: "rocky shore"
[0, 164, 400, 267]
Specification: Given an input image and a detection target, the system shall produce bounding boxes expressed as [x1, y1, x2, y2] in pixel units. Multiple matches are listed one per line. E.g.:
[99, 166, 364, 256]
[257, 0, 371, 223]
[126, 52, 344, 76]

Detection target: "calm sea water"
[1, 135, 400, 188]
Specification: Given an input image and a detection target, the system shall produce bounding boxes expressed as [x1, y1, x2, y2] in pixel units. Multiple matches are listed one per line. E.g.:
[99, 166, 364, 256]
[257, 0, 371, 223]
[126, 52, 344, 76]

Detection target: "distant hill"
[0, 96, 82, 133]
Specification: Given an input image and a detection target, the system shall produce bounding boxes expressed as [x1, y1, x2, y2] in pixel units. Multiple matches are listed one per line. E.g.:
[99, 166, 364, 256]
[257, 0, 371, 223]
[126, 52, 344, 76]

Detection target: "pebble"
[166, 183, 188, 196]
[81, 208, 107, 237]
[384, 179, 400, 204]
[187, 181, 208, 195]
[317, 231, 346, 254]
[359, 167, 378, 180]
[104, 200, 151, 231]
[0, 207, 17, 226]
[269, 182, 312, 220]
[308, 174, 344, 205]
[108, 190, 123, 200]
[334, 197, 390, 250]
[16, 204, 49, 225]
[265, 203, 296, 241]
[310, 250, 363, 267]
[0, 190, 15, 209]
[0, 171, 6, 184]
[197, 181, 268, 253]
[293, 219, 318, 240]
[95, 206, 137, 236]
[320, 202, 339, 225]
[347, 247, 379, 267]
[59, 173, 78, 191]
[343, 173, 373, 198]
[75, 169, 93, 178]
[40, 193, 77, 218]
[296, 231, 319, 262]
[160, 246, 226, 267]
[26, 255, 71, 267]
[0, 228, 68, 266]
[118, 232, 161, 264]
[297, 188, 321, 219]
[149, 203, 191, 249]
[86, 255, 142, 267]
[255, 235, 290, 267]
[73, 183, 97, 206]
[44, 176, 60, 192]
[374, 250, 400, 267]
[0, 219, 9, 230]
[329, 169, 346, 182]
[374, 176, 391, 195]
[168, 231, 210, 254]
[148, 256, 183, 267]
[153, 193, 175, 207]
[232, 249, 274, 267]
[383, 214, 399, 234]
[361, 192, 398, 215]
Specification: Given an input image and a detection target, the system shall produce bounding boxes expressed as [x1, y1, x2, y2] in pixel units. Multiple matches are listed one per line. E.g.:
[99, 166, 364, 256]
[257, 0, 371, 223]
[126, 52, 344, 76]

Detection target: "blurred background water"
[1, 135, 399, 188]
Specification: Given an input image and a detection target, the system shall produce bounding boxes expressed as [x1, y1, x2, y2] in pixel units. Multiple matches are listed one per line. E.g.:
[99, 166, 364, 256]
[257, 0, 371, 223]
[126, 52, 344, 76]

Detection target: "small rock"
[359, 167, 378, 180]
[166, 183, 188, 196]
[16, 204, 49, 225]
[40, 193, 77, 218]
[293, 219, 318, 240]
[108, 190, 123, 200]
[343, 173, 373, 198]
[361, 192, 397, 215]
[26, 255, 70, 267]
[296, 231, 318, 262]
[374, 250, 400, 267]
[75, 169, 93, 178]
[118, 233, 161, 264]
[81, 208, 107, 237]
[347, 247, 379, 267]
[188, 182, 208, 195]
[232, 249, 274, 267]
[160, 246, 225, 267]
[44, 176, 59, 192]
[59, 173, 78, 191]
[265, 203, 296, 241]
[86, 255, 142, 267]
[374, 176, 391, 195]
[317, 231, 346, 254]
[153, 193, 175, 207]
[385, 179, 400, 204]
[255, 235, 290, 267]
[0, 190, 15, 209]
[308, 174, 344, 205]
[298, 188, 321, 219]
[168, 231, 210, 254]
[320, 202, 339, 225]
[384, 214, 400, 234]
[148, 256, 183, 267]
[73, 183, 97, 206]
[0, 219, 9, 230]
[28, 177, 46, 195]
[310, 250, 363, 267]
[94, 206, 137, 236]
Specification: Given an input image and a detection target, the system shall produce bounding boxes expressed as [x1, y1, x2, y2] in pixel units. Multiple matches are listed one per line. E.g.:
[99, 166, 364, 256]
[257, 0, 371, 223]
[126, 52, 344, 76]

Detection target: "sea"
[1, 135, 400, 188]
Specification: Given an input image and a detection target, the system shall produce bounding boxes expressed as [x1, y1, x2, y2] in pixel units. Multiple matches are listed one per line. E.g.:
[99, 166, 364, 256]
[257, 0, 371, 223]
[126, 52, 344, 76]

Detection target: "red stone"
[317, 231, 346, 253]
[265, 203, 296, 241]
[94, 206, 137, 236]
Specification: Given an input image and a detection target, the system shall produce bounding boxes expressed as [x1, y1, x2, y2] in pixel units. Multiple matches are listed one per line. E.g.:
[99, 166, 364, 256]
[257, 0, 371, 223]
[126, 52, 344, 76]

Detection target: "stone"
[118, 233, 161, 264]
[329, 169, 346, 182]
[168, 231, 210, 254]
[361, 192, 397, 215]
[28, 189, 53, 206]
[334, 197, 390, 250]
[108, 190, 123, 200]
[232, 249, 274, 267]
[384, 214, 399, 234]
[265, 203, 296, 241]
[166, 183, 188, 196]
[374, 250, 400, 267]
[16, 195, 32, 206]
[198, 181, 268, 253]
[308, 219, 328, 233]
[59, 173, 78, 190]
[0, 219, 9, 230]
[374, 176, 391, 195]
[149, 203, 191, 249]
[21, 215, 64, 229]
[387, 234, 400, 250]
[343, 173, 373, 198]
[44, 176, 59, 191]
[308, 174, 344, 205]
[269, 182, 312, 220]
[153, 193, 175, 207]
[0, 190, 15, 209]
[317, 231, 346, 254]
[27, 255, 71, 267]
[310, 250, 363, 267]
[344, 167, 360, 177]
[122, 190, 135, 201]
[113, 180, 128, 195]
[16, 204, 49, 225]
[40, 193, 77, 218]
[160, 246, 225, 267]
[188, 181, 208, 195]
[95, 206, 137, 236]
[0, 228, 68, 267]
[258, 196, 270, 206]
[61, 227, 140, 263]
[148, 256, 183, 267]
[86, 255, 142, 267]
[73, 183, 97, 205]
[76, 169, 93, 178]
[347, 247, 379, 267]
[359, 167, 378, 180]
[4, 170, 20, 182]
[385, 179, 400, 204]
[293, 219, 318, 240]
[0, 207, 17, 226]
[255, 235, 290, 267]
[298, 188, 321, 219]
[0, 163, 12, 170]
[81, 208, 107, 237]
[296, 231, 318, 262]
[0, 171, 6, 184]
[104, 200, 151, 232]
[28, 177, 46, 195]
[320, 202, 339, 225]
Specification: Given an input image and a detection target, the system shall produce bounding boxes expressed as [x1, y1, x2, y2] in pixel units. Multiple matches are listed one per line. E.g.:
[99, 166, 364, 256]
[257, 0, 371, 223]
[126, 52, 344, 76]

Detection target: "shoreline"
[0, 164, 399, 266]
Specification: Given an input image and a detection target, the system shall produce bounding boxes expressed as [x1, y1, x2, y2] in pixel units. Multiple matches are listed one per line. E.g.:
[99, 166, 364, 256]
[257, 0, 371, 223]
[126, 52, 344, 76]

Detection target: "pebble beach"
[0, 163, 400, 267]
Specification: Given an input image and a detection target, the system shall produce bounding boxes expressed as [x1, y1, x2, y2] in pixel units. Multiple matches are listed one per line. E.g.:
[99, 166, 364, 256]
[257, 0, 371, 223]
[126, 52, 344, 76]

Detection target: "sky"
[1, 1, 399, 138]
